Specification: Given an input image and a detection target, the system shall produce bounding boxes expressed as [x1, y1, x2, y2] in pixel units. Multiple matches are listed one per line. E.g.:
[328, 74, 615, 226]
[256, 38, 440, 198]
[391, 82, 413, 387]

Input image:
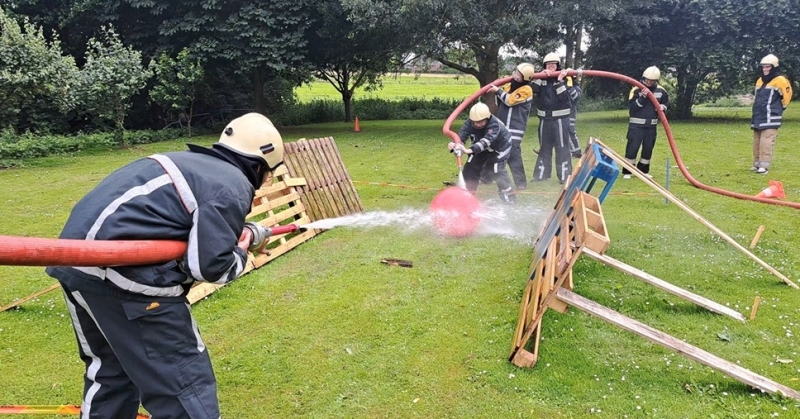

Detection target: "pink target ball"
[430, 187, 482, 237]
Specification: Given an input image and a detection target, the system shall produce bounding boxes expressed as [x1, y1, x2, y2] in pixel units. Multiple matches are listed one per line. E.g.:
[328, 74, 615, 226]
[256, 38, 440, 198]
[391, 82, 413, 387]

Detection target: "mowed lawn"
[1, 82, 800, 418]
[295, 73, 479, 102]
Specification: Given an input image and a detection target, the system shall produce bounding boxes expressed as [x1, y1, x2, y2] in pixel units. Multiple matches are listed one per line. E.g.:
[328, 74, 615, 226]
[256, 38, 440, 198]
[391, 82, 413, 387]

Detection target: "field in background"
[295, 73, 480, 102]
[1, 108, 800, 418]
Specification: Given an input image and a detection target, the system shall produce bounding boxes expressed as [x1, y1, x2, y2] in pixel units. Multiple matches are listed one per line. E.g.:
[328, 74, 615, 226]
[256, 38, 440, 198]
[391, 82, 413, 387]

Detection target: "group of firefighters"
[36, 52, 792, 419]
[449, 53, 792, 201]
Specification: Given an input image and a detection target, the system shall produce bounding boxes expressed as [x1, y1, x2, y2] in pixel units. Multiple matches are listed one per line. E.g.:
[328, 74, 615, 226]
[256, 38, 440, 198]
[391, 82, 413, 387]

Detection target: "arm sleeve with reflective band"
[186, 194, 250, 284]
[497, 85, 533, 106]
[470, 119, 501, 154]
[659, 88, 670, 109]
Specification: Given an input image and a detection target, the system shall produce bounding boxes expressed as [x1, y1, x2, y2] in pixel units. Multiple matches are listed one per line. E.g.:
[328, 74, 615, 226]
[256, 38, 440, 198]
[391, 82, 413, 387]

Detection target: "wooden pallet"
[283, 137, 364, 221]
[188, 137, 362, 304]
[186, 164, 315, 304]
[2, 137, 363, 311]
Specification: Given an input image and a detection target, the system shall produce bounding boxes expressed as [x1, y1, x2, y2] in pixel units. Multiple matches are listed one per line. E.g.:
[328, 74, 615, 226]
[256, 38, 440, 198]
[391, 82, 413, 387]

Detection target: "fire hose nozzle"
[244, 221, 270, 252]
[243, 222, 301, 251]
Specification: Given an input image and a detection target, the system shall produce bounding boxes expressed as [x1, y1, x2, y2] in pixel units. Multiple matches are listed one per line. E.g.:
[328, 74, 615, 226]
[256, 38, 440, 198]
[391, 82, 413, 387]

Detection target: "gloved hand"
[639, 88, 651, 98]
[448, 141, 457, 151]
[660, 104, 667, 111]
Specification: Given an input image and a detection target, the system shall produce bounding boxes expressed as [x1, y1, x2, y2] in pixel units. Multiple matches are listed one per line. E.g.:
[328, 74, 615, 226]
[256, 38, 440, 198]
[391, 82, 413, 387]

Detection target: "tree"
[306, 0, 405, 122]
[345, 0, 558, 89]
[584, 0, 792, 119]
[150, 48, 204, 136]
[104, 0, 313, 115]
[0, 7, 79, 132]
[77, 26, 150, 146]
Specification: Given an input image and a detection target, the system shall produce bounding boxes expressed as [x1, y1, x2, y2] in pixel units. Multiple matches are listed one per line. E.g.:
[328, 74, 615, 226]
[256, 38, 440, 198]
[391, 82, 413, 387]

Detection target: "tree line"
[1, 0, 798, 138]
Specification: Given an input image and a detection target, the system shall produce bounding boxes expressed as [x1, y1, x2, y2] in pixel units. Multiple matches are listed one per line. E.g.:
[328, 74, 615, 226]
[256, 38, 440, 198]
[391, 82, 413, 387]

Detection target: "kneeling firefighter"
[448, 102, 516, 204]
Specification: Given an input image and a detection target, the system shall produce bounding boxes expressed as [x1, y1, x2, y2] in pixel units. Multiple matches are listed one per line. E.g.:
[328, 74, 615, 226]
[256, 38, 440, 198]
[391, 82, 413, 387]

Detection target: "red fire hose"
[443, 69, 800, 210]
[0, 224, 300, 267]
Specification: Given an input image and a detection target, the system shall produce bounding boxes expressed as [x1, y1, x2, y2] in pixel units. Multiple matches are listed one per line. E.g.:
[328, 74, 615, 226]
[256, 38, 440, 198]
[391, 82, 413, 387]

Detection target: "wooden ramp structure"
[2, 137, 363, 311]
[510, 138, 800, 400]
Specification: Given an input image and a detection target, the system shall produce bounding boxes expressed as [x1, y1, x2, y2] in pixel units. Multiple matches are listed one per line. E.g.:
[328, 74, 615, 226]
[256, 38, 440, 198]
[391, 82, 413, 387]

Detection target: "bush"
[0, 128, 189, 167]
[271, 97, 468, 125]
[578, 95, 626, 112]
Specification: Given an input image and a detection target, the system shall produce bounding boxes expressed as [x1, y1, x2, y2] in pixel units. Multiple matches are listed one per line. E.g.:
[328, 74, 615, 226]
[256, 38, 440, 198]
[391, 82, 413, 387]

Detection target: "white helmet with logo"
[469, 103, 491, 122]
[219, 113, 285, 170]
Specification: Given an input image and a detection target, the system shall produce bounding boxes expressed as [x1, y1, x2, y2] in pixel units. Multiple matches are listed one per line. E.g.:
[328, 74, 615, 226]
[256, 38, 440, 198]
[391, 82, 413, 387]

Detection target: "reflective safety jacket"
[458, 115, 512, 159]
[752, 75, 792, 130]
[46, 151, 254, 299]
[495, 83, 533, 142]
[531, 77, 572, 119]
[628, 85, 669, 128]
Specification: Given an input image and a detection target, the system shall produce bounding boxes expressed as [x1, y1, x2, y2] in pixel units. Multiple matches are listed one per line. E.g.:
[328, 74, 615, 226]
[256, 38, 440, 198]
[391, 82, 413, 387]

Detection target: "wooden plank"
[290, 140, 334, 220]
[0, 283, 61, 312]
[582, 248, 746, 322]
[319, 138, 361, 214]
[284, 143, 325, 221]
[307, 140, 347, 216]
[555, 288, 800, 400]
[749, 225, 766, 249]
[326, 137, 364, 212]
[594, 140, 797, 289]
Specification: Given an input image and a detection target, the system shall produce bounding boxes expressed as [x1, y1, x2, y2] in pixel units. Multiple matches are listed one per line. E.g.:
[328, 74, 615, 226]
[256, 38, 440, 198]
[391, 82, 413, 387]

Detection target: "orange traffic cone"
[755, 180, 785, 199]
[353, 116, 361, 132]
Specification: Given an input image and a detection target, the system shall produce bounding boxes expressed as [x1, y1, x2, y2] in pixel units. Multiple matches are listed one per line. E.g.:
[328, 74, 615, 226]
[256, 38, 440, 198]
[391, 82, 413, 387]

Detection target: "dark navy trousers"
[61, 285, 220, 419]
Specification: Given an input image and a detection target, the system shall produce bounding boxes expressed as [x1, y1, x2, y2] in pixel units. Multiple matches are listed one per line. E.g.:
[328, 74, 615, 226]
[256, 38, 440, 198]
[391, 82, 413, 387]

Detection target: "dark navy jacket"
[46, 151, 253, 298]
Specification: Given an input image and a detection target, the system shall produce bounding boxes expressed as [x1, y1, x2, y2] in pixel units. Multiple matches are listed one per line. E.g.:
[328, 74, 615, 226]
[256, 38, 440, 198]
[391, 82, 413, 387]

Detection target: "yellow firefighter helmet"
[543, 53, 561, 65]
[760, 54, 779, 67]
[219, 113, 285, 170]
[642, 66, 661, 81]
[516, 62, 536, 81]
[469, 103, 492, 121]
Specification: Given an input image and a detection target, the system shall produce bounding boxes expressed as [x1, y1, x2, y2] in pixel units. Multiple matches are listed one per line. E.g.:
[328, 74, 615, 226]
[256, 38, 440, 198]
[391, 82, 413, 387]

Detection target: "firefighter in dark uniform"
[46, 113, 285, 419]
[488, 62, 535, 190]
[751, 54, 792, 174]
[448, 102, 515, 204]
[532, 53, 573, 183]
[622, 66, 669, 179]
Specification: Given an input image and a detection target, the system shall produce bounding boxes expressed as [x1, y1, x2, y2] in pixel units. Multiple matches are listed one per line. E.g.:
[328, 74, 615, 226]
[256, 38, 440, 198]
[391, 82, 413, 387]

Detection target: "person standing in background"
[751, 54, 792, 174]
[531, 53, 573, 183]
[622, 66, 669, 179]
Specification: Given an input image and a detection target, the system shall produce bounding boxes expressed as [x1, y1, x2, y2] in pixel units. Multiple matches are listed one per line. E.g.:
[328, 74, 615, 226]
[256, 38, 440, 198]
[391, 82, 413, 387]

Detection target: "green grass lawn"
[2, 106, 800, 418]
[295, 73, 480, 102]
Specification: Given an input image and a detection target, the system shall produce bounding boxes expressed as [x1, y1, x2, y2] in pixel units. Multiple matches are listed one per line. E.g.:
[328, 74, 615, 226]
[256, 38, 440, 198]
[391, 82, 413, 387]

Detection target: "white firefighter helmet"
[642, 66, 661, 81]
[760, 54, 779, 67]
[543, 53, 561, 65]
[219, 113, 285, 170]
[469, 103, 491, 121]
[516, 62, 536, 81]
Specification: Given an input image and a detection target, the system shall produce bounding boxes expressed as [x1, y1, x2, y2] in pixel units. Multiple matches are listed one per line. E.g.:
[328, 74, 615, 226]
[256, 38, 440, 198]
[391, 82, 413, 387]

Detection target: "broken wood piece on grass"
[749, 225, 766, 249]
[381, 258, 413, 268]
[750, 296, 761, 321]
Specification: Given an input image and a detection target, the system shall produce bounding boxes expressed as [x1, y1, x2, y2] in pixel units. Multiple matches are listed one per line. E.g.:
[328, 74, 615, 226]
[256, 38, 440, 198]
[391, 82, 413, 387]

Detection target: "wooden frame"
[510, 138, 799, 400]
